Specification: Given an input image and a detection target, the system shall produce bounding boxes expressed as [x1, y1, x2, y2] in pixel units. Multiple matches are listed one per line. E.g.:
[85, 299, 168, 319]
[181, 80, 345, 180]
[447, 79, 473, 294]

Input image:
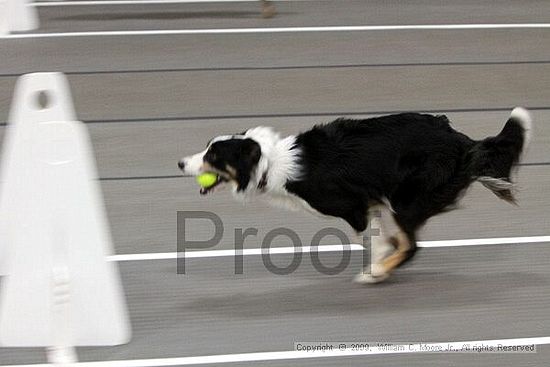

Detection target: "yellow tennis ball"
[196, 172, 218, 188]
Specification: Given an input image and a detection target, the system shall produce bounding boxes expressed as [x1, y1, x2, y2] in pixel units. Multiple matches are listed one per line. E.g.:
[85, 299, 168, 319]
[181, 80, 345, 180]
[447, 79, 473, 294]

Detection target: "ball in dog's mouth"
[199, 175, 228, 195]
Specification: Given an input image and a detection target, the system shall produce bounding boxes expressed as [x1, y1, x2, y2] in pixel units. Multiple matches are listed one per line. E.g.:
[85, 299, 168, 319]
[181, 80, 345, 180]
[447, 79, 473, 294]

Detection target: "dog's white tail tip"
[511, 107, 533, 151]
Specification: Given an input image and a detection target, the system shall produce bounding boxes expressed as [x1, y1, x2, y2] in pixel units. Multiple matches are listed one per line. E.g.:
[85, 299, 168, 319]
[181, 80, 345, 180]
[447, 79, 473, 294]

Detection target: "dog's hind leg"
[353, 205, 395, 284]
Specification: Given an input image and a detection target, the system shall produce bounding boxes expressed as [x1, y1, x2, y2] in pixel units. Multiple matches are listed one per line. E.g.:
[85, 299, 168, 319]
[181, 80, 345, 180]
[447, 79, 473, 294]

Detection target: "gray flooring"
[1, 1, 549, 366]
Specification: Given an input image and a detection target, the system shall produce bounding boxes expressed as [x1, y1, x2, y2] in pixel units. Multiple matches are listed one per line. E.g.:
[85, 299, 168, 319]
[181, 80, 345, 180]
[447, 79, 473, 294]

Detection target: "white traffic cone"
[0, 73, 131, 361]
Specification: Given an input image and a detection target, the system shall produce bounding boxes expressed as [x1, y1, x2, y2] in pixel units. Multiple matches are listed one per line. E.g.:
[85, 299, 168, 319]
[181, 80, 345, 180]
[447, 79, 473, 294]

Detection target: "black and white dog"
[179, 108, 532, 283]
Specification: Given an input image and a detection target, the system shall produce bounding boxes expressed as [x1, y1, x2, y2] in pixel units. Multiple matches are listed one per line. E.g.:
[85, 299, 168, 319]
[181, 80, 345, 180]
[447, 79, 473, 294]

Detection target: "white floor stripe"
[419, 235, 550, 248]
[33, 0, 313, 5]
[3, 24, 550, 39]
[107, 235, 550, 262]
[108, 244, 363, 262]
[5, 336, 550, 366]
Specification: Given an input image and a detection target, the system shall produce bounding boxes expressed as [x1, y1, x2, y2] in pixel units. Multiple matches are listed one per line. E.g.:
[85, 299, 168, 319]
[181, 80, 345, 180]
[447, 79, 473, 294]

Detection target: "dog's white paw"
[369, 263, 389, 277]
[353, 270, 389, 284]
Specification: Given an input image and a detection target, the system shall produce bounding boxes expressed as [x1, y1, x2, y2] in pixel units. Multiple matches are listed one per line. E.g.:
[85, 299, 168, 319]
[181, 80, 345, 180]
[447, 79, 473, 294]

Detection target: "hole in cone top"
[36, 91, 53, 110]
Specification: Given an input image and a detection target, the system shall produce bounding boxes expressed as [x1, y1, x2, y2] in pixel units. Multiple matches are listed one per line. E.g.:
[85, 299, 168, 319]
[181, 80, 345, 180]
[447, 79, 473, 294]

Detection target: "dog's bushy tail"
[469, 107, 532, 204]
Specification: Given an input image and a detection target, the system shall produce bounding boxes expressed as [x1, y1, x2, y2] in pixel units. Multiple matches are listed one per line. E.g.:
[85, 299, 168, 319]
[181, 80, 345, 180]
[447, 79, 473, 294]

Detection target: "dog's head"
[178, 133, 262, 195]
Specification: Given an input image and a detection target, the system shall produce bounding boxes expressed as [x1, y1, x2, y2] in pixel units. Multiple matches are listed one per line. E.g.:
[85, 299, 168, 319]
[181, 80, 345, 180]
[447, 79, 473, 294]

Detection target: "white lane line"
[108, 244, 363, 262]
[3, 24, 550, 39]
[5, 336, 550, 366]
[419, 235, 550, 248]
[33, 0, 313, 5]
[108, 235, 550, 262]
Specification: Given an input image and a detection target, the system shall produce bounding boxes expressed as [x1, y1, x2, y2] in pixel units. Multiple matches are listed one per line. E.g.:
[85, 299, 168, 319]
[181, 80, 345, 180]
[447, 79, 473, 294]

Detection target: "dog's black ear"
[236, 139, 261, 192]
[241, 138, 261, 164]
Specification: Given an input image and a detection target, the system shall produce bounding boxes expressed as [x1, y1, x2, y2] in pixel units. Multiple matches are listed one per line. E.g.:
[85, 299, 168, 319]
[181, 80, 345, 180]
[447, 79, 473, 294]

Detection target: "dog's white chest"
[263, 191, 325, 217]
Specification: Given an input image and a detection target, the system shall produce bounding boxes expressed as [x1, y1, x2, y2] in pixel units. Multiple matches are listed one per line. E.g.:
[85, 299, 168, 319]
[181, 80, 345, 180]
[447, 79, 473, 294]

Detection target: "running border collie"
[178, 108, 532, 283]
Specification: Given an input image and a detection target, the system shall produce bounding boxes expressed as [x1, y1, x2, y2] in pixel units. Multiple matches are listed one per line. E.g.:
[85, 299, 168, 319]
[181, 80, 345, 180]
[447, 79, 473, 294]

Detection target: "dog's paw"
[353, 270, 389, 284]
[369, 263, 388, 277]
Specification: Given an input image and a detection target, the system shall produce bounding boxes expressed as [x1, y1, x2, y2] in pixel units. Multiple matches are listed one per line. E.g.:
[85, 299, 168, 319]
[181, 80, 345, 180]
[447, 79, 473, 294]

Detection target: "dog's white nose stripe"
[181, 149, 207, 175]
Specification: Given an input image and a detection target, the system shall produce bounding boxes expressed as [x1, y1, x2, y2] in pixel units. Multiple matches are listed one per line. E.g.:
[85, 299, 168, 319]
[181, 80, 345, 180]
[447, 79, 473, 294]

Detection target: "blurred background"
[1, 0, 550, 366]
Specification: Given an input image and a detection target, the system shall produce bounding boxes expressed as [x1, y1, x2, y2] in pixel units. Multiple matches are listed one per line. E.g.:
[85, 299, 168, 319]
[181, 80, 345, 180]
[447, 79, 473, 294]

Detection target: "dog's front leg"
[353, 206, 394, 284]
